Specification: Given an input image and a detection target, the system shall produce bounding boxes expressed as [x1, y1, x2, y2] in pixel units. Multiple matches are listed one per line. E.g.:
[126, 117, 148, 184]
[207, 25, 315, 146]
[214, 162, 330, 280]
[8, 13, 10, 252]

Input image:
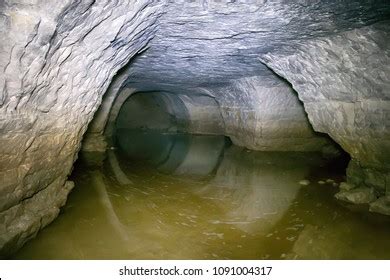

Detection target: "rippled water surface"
[13, 132, 390, 259]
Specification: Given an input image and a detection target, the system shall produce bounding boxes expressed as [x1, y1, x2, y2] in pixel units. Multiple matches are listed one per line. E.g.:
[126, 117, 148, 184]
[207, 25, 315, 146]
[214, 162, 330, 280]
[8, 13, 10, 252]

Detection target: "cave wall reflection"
[116, 128, 323, 235]
[14, 130, 390, 259]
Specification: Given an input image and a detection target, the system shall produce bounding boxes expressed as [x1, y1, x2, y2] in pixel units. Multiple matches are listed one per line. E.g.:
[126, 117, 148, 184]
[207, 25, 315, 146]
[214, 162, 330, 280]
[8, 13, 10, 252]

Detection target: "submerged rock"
[335, 187, 376, 204]
[370, 197, 390, 216]
[299, 180, 310, 186]
[339, 182, 356, 191]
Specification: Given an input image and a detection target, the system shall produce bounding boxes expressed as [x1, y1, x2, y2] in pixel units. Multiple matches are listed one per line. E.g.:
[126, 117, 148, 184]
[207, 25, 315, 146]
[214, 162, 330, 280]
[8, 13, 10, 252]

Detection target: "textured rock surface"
[370, 196, 390, 216]
[86, 0, 390, 154]
[114, 90, 225, 135]
[335, 186, 377, 204]
[0, 0, 163, 255]
[128, 0, 390, 93]
[207, 76, 329, 151]
[260, 22, 390, 200]
[124, 0, 390, 202]
[111, 79, 328, 152]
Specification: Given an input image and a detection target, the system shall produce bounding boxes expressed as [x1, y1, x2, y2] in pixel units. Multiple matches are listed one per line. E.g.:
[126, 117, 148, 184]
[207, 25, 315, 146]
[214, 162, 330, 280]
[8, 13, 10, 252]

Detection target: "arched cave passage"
[1, 0, 390, 259]
[110, 82, 339, 171]
[113, 91, 227, 176]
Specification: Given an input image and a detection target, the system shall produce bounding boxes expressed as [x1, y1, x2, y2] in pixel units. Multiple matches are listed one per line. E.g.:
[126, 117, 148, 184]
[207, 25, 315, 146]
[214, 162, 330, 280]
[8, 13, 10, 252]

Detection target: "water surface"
[13, 132, 390, 259]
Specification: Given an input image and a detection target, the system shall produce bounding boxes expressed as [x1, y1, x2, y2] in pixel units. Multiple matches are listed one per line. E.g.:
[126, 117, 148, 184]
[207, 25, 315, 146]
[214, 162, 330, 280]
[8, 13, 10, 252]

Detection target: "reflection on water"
[12, 131, 390, 259]
[116, 129, 226, 176]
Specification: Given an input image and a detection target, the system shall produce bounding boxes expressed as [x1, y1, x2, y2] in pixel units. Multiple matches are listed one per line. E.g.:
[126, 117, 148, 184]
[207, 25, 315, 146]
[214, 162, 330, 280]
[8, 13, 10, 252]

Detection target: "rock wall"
[0, 0, 163, 255]
[116, 93, 179, 132]
[175, 94, 225, 136]
[81, 67, 134, 153]
[107, 81, 328, 152]
[107, 90, 224, 137]
[260, 22, 390, 208]
[209, 76, 330, 151]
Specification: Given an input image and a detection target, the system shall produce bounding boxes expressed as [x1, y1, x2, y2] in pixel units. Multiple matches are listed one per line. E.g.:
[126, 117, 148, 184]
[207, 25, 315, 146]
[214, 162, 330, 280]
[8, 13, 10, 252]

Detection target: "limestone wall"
[260, 22, 390, 205]
[0, 0, 163, 255]
[209, 76, 330, 151]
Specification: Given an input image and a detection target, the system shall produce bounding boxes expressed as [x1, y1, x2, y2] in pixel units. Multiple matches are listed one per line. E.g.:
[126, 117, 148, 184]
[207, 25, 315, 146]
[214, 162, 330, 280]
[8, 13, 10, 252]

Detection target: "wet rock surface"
[208, 76, 329, 151]
[370, 196, 390, 216]
[335, 186, 377, 205]
[260, 22, 390, 195]
[0, 0, 163, 255]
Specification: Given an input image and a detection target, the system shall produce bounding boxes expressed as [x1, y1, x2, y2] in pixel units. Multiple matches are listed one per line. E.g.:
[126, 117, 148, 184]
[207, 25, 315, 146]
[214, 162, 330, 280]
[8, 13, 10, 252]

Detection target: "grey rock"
[210, 76, 329, 151]
[299, 180, 310, 186]
[370, 196, 390, 216]
[335, 187, 377, 204]
[339, 182, 356, 191]
[0, 0, 164, 255]
[260, 22, 390, 193]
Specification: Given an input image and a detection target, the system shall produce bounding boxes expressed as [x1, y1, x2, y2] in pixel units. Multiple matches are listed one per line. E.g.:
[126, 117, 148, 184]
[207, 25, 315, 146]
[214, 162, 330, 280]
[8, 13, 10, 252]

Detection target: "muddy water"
[13, 132, 390, 259]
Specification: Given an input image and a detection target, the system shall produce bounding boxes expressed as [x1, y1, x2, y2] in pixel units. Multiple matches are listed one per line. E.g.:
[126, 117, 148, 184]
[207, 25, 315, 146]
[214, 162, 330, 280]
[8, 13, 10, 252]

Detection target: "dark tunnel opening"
[113, 91, 229, 176]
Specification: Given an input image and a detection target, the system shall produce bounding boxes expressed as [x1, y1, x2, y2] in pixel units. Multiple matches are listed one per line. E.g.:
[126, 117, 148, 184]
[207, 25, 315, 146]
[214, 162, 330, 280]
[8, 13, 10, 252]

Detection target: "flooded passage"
[13, 131, 390, 259]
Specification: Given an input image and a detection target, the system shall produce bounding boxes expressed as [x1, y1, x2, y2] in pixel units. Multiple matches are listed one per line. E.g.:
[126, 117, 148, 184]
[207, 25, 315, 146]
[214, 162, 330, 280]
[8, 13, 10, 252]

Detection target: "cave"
[1, 0, 390, 259]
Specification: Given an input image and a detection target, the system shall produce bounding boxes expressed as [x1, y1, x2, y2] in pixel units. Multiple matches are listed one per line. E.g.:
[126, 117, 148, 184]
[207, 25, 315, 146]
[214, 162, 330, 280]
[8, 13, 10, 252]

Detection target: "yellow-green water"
[12, 134, 390, 259]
